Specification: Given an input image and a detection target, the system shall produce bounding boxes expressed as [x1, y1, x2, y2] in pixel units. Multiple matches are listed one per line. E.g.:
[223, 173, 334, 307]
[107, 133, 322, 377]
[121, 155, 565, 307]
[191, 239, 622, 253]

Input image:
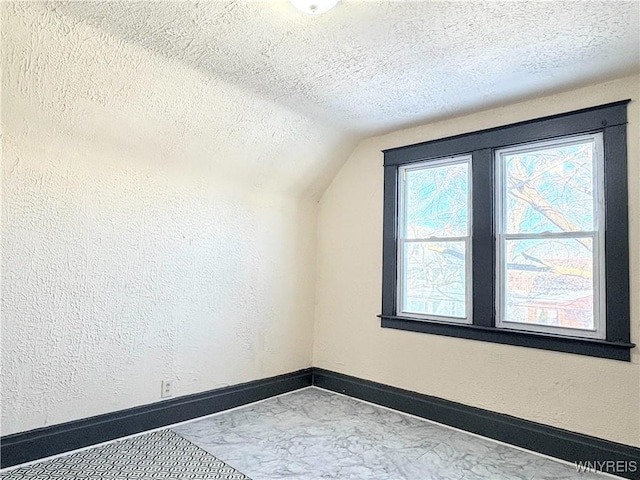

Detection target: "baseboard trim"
[1, 368, 312, 469]
[4, 367, 638, 478]
[312, 368, 640, 479]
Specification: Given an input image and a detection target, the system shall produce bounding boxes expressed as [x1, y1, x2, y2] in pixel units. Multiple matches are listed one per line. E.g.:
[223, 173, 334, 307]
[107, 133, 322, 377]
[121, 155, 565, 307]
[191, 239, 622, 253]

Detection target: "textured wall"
[314, 75, 640, 447]
[3, 0, 639, 447]
[0, 3, 353, 435]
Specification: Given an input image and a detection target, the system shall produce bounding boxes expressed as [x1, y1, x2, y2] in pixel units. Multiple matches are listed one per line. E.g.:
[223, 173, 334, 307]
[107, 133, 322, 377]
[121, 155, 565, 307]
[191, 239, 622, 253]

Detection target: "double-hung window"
[397, 156, 472, 323]
[380, 101, 634, 361]
[495, 134, 606, 339]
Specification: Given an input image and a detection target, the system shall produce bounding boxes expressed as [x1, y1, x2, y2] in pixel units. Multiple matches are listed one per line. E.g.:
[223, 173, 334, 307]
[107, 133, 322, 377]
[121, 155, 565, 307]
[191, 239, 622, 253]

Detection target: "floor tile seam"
[530, 462, 554, 480]
[526, 465, 540, 480]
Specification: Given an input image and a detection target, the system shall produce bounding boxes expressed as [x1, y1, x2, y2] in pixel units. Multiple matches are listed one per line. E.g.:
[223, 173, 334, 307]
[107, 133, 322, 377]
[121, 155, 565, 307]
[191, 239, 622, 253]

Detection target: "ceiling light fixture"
[289, 0, 339, 15]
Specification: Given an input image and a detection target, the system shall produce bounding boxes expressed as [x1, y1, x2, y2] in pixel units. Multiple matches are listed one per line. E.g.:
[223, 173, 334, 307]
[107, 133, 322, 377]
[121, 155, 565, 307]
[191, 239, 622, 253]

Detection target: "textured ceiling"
[4, 1, 639, 200]
[55, 0, 639, 134]
[3, 2, 361, 198]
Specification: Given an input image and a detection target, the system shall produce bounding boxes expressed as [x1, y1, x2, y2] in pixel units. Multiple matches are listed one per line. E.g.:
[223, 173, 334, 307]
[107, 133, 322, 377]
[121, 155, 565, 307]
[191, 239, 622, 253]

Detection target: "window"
[380, 101, 634, 361]
[398, 156, 472, 323]
[495, 134, 605, 339]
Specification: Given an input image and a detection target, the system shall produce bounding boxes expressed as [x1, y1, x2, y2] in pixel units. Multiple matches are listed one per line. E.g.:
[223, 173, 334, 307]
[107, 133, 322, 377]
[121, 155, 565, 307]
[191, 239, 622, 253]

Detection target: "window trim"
[379, 100, 635, 361]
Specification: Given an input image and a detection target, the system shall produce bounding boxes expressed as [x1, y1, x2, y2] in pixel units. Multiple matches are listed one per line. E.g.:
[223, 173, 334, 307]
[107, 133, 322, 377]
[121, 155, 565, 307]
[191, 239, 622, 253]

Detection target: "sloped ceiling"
[54, 0, 640, 133]
[3, 1, 639, 197]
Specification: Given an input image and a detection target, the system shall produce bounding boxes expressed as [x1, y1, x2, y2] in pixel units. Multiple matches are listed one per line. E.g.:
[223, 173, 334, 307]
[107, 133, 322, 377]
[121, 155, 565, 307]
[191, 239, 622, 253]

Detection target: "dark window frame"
[379, 101, 635, 361]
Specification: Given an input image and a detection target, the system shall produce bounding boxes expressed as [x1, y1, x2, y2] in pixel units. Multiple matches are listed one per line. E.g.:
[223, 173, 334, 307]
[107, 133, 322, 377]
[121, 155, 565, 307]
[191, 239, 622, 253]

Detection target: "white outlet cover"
[161, 380, 173, 398]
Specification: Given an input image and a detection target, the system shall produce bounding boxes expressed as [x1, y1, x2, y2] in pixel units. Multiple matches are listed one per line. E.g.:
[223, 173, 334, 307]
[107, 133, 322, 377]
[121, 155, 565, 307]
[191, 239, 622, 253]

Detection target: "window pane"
[503, 238, 594, 330]
[402, 241, 466, 318]
[503, 140, 596, 234]
[404, 162, 469, 238]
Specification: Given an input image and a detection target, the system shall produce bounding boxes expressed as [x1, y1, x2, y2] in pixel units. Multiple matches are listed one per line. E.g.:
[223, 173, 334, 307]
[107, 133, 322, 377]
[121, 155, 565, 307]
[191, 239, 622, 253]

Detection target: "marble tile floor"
[1, 387, 614, 480]
[173, 387, 608, 480]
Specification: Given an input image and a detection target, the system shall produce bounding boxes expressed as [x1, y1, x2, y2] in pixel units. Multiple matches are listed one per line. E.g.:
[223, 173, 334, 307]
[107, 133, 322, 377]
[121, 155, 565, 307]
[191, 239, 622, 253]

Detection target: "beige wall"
[3, 1, 639, 449]
[314, 75, 640, 447]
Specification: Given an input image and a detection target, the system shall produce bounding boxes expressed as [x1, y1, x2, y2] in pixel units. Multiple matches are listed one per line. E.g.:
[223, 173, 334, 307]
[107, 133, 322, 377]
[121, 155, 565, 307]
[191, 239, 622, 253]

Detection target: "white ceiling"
[4, 1, 639, 200]
[55, 0, 640, 135]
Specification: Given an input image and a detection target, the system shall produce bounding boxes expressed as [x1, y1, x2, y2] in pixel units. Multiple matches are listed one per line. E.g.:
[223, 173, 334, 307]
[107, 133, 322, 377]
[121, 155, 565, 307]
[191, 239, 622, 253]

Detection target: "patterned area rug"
[0, 429, 251, 479]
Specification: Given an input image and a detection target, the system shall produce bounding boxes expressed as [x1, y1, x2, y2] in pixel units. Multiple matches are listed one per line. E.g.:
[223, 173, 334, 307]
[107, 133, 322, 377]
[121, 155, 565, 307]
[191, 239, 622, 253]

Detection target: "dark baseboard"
[312, 368, 640, 479]
[1, 368, 312, 469]
[3, 367, 638, 478]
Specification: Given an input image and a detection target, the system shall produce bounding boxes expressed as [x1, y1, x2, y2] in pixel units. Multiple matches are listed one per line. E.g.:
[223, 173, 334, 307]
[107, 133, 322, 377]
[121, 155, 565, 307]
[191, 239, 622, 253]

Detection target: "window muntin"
[495, 133, 606, 338]
[397, 156, 472, 322]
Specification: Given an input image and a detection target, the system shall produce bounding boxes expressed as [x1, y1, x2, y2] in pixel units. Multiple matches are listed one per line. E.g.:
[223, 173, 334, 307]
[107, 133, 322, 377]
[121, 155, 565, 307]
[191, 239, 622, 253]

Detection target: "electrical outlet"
[161, 380, 173, 398]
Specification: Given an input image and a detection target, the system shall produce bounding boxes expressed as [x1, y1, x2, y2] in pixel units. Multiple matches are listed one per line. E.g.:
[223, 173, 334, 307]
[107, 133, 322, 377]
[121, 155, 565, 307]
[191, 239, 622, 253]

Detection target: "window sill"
[378, 315, 635, 361]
